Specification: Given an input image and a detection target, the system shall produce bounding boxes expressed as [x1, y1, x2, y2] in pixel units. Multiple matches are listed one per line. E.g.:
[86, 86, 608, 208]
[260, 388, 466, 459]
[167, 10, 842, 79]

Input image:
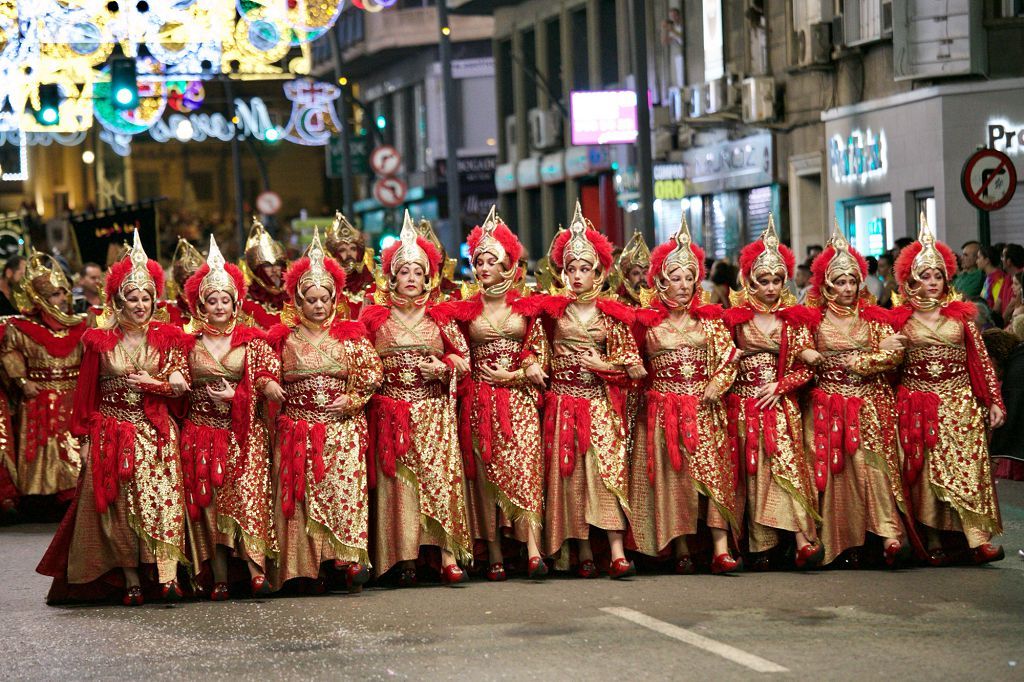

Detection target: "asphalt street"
[2, 479, 1023, 681]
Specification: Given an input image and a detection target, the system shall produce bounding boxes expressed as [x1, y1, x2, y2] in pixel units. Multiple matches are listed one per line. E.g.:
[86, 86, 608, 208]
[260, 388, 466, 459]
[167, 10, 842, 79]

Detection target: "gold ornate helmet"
[298, 227, 336, 297]
[824, 219, 860, 286]
[910, 213, 945, 281]
[561, 201, 598, 267]
[15, 248, 83, 326]
[120, 228, 158, 300]
[750, 214, 788, 282]
[661, 217, 700, 281]
[472, 205, 507, 264]
[198, 235, 238, 303]
[326, 210, 363, 250]
[618, 231, 652, 275]
[244, 216, 287, 274]
[391, 210, 431, 276]
[416, 216, 457, 281]
[171, 237, 204, 292]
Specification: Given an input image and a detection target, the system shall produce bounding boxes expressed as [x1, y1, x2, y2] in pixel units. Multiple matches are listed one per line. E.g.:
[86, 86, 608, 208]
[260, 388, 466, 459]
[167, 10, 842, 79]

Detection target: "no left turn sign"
[961, 148, 1017, 211]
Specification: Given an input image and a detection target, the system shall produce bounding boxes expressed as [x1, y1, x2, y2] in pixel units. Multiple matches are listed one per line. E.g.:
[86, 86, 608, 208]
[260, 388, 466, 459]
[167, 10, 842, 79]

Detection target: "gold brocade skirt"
[185, 421, 276, 575]
[628, 401, 740, 557]
[465, 388, 544, 544]
[542, 395, 630, 557]
[373, 396, 471, 577]
[14, 391, 80, 496]
[270, 416, 370, 587]
[67, 427, 185, 585]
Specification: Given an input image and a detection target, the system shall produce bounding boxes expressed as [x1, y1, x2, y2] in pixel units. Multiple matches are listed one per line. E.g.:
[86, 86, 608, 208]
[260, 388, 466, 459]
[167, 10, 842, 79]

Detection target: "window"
[991, 0, 1024, 18]
[842, 0, 892, 46]
[570, 8, 589, 91]
[913, 190, 936, 235]
[598, 0, 619, 87]
[544, 17, 563, 106]
[520, 28, 538, 111]
[842, 196, 892, 258]
[747, 0, 768, 75]
[703, 0, 725, 81]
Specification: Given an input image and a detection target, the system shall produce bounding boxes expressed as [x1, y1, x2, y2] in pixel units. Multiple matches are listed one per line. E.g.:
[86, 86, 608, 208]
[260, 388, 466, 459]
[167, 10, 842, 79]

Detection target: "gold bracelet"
[16, 377, 27, 388]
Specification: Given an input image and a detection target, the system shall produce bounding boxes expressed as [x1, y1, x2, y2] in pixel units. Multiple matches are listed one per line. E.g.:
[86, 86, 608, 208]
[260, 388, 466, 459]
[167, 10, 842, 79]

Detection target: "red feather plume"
[467, 222, 523, 266]
[550, 228, 614, 272]
[894, 239, 958, 286]
[183, 262, 248, 316]
[284, 256, 347, 300]
[381, 236, 442, 278]
[739, 239, 796, 281]
[104, 257, 165, 299]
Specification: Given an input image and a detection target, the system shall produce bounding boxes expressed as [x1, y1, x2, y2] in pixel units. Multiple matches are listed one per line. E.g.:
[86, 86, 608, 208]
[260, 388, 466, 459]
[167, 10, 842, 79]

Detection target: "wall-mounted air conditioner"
[702, 77, 738, 114]
[791, 21, 832, 67]
[527, 107, 562, 151]
[741, 77, 775, 123]
[684, 85, 702, 118]
[504, 114, 518, 163]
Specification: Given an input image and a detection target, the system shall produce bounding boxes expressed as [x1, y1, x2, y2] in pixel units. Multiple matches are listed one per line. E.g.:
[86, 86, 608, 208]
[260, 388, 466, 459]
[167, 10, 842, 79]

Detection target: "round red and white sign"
[370, 145, 402, 177]
[961, 148, 1017, 211]
[372, 176, 408, 208]
[256, 190, 282, 215]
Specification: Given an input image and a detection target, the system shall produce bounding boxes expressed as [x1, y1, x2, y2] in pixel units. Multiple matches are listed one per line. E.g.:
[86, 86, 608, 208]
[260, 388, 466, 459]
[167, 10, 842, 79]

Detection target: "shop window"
[843, 196, 892, 258]
[913, 190, 935, 234]
[706, 192, 741, 260]
[744, 185, 773, 242]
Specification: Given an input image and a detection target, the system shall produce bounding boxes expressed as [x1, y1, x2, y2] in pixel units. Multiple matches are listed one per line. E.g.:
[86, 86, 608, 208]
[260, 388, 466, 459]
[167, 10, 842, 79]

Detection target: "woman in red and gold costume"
[722, 217, 823, 570]
[629, 218, 742, 575]
[37, 230, 191, 605]
[361, 211, 472, 586]
[241, 218, 289, 329]
[537, 202, 643, 580]
[268, 228, 382, 593]
[1, 250, 88, 505]
[181, 237, 281, 600]
[326, 211, 376, 318]
[889, 219, 1005, 565]
[612, 230, 652, 307]
[436, 207, 549, 581]
[804, 226, 907, 567]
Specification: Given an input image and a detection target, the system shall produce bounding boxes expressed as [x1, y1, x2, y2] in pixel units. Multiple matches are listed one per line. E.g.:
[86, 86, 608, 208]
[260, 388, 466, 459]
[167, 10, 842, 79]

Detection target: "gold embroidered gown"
[452, 294, 547, 544]
[539, 297, 641, 558]
[806, 311, 906, 565]
[725, 307, 819, 554]
[0, 318, 86, 497]
[629, 303, 741, 556]
[183, 329, 279, 582]
[364, 305, 472, 576]
[893, 307, 1003, 546]
[270, 321, 382, 585]
[38, 324, 191, 600]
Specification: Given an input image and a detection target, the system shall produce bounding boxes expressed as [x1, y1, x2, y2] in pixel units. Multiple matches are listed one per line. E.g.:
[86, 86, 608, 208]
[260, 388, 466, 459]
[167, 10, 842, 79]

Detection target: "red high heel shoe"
[527, 556, 549, 579]
[927, 547, 950, 567]
[794, 542, 824, 569]
[210, 582, 229, 601]
[608, 558, 636, 580]
[674, 555, 696, 575]
[250, 574, 271, 596]
[397, 567, 418, 588]
[441, 564, 466, 586]
[577, 559, 598, 579]
[122, 585, 143, 606]
[346, 563, 370, 593]
[486, 562, 507, 582]
[972, 543, 1005, 565]
[162, 580, 184, 601]
[883, 541, 902, 567]
[710, 553, 742, 574]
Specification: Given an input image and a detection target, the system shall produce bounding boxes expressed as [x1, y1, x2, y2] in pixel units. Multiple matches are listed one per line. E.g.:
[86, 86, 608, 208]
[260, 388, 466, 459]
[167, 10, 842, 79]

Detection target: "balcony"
[340, 7, 493, 69]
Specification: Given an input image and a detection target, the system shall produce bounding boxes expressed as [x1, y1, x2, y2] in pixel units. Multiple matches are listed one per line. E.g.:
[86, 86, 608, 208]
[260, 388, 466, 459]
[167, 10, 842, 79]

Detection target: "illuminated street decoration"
[281, 78, 340, 146]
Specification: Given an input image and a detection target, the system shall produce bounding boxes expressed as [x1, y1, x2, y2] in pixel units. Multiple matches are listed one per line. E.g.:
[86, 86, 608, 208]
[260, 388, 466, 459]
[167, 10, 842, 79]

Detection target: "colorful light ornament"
[281, 77, 340, 146]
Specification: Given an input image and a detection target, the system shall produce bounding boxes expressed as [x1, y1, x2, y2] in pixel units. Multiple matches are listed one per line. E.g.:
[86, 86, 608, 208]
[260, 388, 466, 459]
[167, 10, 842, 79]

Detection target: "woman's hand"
[879, 334, 907, 352]
[445, 354, 470, 378]
[579, 348, 611, 372]
[479, 362, 516, 385]
[800, 349, 824, 367]
[419, 356, 449, 381]
[524, 363, 548, 387]
[626, 364, 647, 380]
[126, 370, 161, 388]
[325, 394, 352, 415]
[168, 371, 189, 397]
[754, 381, 781, 410]
[263, 380, 285, 402]
[21, 380, 40, 399]
[702, 383, 720, 403]
[206, 378, 235, 403]
[990, 404, 1006, 429]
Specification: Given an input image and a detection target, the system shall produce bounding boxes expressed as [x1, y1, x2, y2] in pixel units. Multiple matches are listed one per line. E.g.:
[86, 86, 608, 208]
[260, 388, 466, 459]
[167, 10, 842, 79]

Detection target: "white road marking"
[600, 606, 789, 674]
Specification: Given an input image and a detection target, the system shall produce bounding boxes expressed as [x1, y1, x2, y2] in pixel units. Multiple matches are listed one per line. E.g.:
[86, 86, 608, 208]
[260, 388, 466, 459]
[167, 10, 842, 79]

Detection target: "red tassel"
[495, 387, 514, 440]
[212, 428, 229, 486]
[679, 394, 698, 456]
[292, 420, 308, 503]
[844, 397, 862, 458]
[921, 392, 940, 449]
[828, 393, 844, 475]
[90, 417, 108, 514]
[762, 406, 779, 458]
[311, 422, 327, 483]
[542, 394, 558, 477]
[645, 393, 659, 484]
[558, 399, 575, 478]
[278, 418, 295, 518]
[663, 394, 682, 472]
[812, 390, 829, 492]
[117, 421, 135, 482]
[394, 401, 411, 461]
[366, 402, 378, 489]
[478, 382, 494, 464]
[744, 398, 759, 476]
[726, 395, 741, 487]
[576, 396, 591, 460]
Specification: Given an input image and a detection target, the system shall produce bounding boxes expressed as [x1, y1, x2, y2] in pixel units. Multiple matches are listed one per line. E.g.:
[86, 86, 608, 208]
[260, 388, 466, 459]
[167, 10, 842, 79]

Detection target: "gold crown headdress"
[825, 218, 860, 284]
[244, 216, 286, 270]
[563, 201, 598, 267]
[750, 214, 787, 281]
[15, 248, 82, 326]
[391, 210, 430, 276]
[171, 237, 204, 288]
[327, 210, 363, 247]
[299, 227, 336, 295]
[472, 205, 507, 264]
[661, 216, 699, 280]
[618, 230, 652, 272]
[911, 212, 945, 280]
[120, 228, 157, 299]
[198, 235, 237, 302]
